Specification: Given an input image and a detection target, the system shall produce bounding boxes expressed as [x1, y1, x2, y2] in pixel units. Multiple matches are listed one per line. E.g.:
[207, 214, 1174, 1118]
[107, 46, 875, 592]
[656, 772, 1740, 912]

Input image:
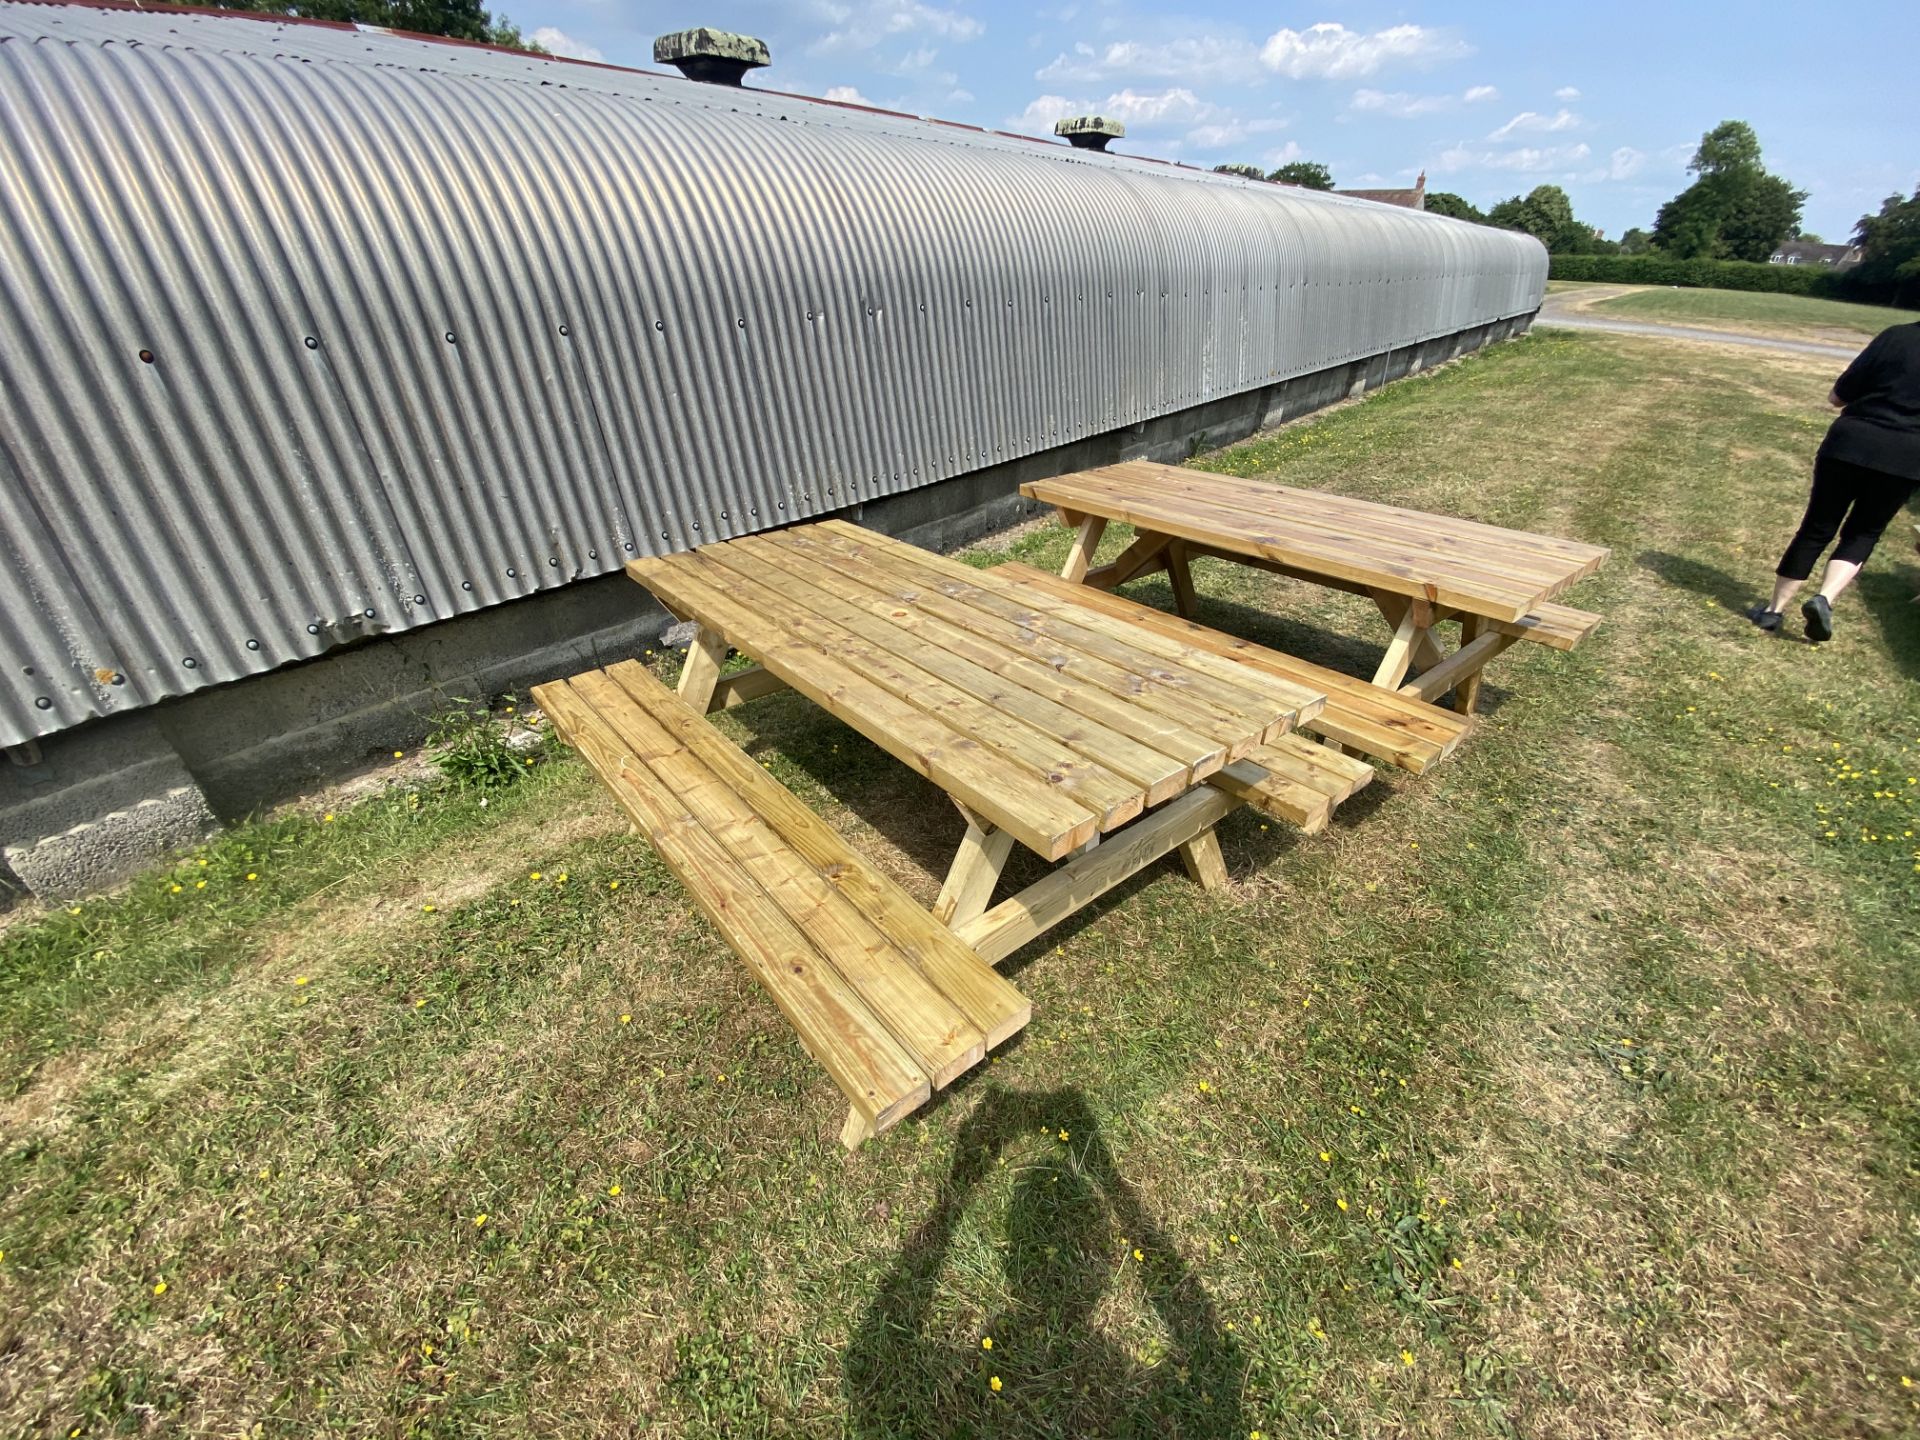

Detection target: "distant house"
[1768, 240, 1862, 268]
[1333, 171, 1427, 211]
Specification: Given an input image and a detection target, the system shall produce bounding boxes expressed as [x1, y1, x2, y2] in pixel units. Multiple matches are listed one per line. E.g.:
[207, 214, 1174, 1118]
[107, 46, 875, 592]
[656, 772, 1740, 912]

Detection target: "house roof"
[1334, 172, 1428, 210]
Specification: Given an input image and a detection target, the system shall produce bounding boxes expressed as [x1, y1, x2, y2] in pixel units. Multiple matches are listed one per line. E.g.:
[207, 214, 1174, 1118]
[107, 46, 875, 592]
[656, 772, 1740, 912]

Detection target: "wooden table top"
[1023, 461, 1611, 623]
[627, 520, 1325, 861]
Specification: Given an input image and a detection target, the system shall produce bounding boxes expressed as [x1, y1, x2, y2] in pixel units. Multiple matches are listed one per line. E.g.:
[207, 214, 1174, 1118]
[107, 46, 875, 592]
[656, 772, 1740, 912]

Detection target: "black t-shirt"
[1820, 322, 1920, 481]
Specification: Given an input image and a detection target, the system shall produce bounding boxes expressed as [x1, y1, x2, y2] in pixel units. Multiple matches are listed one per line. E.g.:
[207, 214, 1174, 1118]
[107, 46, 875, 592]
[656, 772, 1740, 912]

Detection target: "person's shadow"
[844, 1087, 1246, 1439]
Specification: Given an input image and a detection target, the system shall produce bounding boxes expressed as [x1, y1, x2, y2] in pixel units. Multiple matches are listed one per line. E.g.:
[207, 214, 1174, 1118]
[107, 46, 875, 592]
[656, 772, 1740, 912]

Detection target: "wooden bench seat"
[532, 659, 1031, 1148]
[1002, 564, 1468, 774]
[1209, 733, 1374, 833]
[1493, 601, 1602, 651]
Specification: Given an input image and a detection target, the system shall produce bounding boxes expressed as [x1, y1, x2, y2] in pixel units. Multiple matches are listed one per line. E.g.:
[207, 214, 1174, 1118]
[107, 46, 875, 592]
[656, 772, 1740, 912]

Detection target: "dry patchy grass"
[1, 331, 1916, 1439]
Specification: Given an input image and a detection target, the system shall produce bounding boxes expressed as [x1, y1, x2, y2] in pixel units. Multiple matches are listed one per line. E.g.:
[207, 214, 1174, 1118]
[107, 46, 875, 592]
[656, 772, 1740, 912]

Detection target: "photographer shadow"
[845, 1087, 1246, 1439]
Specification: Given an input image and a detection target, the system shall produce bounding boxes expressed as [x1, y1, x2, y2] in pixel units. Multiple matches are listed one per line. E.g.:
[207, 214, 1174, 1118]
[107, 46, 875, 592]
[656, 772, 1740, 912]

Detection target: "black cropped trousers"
[1776, 454, 1917, 580]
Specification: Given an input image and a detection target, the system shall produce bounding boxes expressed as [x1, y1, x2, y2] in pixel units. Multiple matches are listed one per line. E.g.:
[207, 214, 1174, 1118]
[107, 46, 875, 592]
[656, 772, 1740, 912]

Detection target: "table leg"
[1453, 615, 1488, 715]
[840, 1108, 875, 1150]
[1082, 532, 1173, 591]
[1370, 592, 1445, 688]
[932, 807, 1015, 927]
[1059, 512, 1109, 584]
[677, 624, 729, 713]
[1176, 827, 1229, 891]
[1166, 541, 1199, 618]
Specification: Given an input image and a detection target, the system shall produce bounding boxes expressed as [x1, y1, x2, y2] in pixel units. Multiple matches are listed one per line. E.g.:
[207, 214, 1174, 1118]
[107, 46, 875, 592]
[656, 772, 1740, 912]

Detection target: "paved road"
[1534, 286, 1860, 361]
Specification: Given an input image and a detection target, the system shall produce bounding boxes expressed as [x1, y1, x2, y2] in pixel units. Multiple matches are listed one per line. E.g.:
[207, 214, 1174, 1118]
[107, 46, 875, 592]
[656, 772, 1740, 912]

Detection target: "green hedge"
[1547, 253, 1849, 297]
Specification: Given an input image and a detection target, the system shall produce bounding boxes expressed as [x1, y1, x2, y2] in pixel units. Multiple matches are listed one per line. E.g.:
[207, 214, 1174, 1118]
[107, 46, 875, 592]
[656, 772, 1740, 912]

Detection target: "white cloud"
[1349, 84, 1502, 119]
[1008, 87, 1223, 136]
[1350, 88, 1451, 118]
[1555, 86, 1582, 100]
[823, 85, 875, 105]
[1259, 23, 1470, 80]
[1186, 116, 1290, 150]
[1263, 140, 1304, 169]
[1435, 141, 1592, 174]
[1487, 108, 1582, 141]
[1036, 35, 1259, 86]
[530, 26, 602, 63]
[1580, 146, 1646, 183]
[809, 0, 982, 55]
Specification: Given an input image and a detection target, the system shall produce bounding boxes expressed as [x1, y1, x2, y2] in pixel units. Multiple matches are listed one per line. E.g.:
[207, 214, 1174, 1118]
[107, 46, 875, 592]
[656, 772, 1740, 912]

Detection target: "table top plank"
[792, 528, 1295, 757]
[629, 551, 1102, 859]
[629, 523, 1323, 861]
[1103, 462, 1609, 572]
[771, 529, 1239, 775]
[1035, 469, 1549, 615]
[811, 522, 1327, 732]
[689, 545, 1149, 830]
[1025, 462, 1609, 621]
[730, 534, 1195, 806]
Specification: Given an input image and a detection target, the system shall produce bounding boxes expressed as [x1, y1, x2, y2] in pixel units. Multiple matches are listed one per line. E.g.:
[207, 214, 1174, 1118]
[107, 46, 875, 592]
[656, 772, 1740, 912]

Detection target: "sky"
[501, 2, 1918, 242]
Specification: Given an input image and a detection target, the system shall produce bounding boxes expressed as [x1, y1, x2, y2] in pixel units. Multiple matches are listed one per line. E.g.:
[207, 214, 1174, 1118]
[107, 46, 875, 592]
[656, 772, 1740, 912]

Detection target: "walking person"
[1750, 322, 1920, 641]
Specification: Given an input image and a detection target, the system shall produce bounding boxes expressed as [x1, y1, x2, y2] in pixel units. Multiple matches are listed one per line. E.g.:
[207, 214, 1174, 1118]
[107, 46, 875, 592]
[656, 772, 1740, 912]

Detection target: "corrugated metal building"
[0, 0, 1545, 757]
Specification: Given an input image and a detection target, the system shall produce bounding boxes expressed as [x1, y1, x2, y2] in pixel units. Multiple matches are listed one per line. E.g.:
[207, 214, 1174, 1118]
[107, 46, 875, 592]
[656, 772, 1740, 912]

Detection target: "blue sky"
[505, 2, 1917, 242]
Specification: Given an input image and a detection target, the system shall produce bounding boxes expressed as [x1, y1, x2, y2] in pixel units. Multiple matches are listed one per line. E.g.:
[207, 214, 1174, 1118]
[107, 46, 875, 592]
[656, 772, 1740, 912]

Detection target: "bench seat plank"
[1001, 564, 1468, 774]
[533, 664, 1031, 1141]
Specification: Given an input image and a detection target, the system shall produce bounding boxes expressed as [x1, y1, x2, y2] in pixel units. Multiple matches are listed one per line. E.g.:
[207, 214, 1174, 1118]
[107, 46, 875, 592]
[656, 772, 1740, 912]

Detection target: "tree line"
[203, 0, 541, 51]
[1216, 120, 1918, 307]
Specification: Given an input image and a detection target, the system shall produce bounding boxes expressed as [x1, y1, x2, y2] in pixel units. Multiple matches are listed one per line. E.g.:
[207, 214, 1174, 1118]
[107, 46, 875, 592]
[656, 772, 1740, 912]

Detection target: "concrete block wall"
[0, 315, 1530, 905]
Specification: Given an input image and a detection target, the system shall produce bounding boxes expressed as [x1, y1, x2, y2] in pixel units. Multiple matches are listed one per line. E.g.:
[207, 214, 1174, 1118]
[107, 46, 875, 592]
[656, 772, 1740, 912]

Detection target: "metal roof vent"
[652, 28, 770, 86]
[1054, 116, 1124, 152]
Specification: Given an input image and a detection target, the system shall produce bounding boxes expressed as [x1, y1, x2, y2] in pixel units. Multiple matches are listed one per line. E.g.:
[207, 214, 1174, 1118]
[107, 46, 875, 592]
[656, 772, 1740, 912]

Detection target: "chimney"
[1053, 115, 1124, 152]
[653, 28, 770, 86]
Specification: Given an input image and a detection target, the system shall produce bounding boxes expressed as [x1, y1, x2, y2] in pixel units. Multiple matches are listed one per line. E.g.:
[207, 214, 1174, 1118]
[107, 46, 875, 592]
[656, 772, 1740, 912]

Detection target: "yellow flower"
[1197, 1080, 1212, 1094]
[1319, 1151, 1332, 1162]
[981, 1336, 992, 1351]
[323, 812, 335, 823]
[246, 872, 258, 882]
[607, 1184, 622, 1197]
[1336, 1197, 1349, 1212]
[170, 884, 182, 894]
[422, 904, 436, 913]
[989, 1375, 1002, 1393]
[152, 1281, 167, 1296]
[619, 1013, 632, 1024]
[530, 871, 543, 881]
[556, 872, 569, 884]
[609, 880, 621, 891]
[415, 998, 427, 1008]
[1133, 1248, 1145, 1261]
[195, 881, 206, 890]
[1058, 1129, 1069, 1142]
[1400, 1349, 1415, 1366]
[293, 976, 310, 987]
[393, 750, 404, 759]
[1228, 1233, 1240, 1244]
[1451, 1258, 1462, 1269]
[473, 1214, 488, 1227]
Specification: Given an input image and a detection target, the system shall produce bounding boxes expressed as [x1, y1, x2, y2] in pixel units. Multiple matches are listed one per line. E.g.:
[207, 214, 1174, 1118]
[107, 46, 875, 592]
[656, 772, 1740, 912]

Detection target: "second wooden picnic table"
[626, 520, 1330, 959]
[1024, 461, 1609, 713]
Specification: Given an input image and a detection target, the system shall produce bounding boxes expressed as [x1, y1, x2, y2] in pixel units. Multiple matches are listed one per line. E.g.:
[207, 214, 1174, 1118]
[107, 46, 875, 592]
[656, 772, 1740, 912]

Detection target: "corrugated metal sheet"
[0, 1, 1547, 747]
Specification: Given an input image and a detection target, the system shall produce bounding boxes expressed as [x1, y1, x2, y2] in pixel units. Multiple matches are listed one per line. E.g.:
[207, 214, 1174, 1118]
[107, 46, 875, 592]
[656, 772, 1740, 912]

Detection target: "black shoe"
[1746, 603, 1782, 632]
[1802, 595, 1833, 643]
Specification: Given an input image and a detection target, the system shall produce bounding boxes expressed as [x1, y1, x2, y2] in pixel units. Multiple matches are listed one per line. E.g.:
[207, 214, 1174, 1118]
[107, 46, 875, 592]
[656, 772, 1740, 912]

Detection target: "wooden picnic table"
[625, 520, 1329, 955]
[1023, 461, 1609, 712]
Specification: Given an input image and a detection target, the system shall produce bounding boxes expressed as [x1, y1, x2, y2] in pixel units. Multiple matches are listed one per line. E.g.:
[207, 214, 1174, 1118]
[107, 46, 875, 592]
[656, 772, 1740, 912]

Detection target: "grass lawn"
[1579, 283, 1920, 344]
[3, 330, 1918, 1439]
